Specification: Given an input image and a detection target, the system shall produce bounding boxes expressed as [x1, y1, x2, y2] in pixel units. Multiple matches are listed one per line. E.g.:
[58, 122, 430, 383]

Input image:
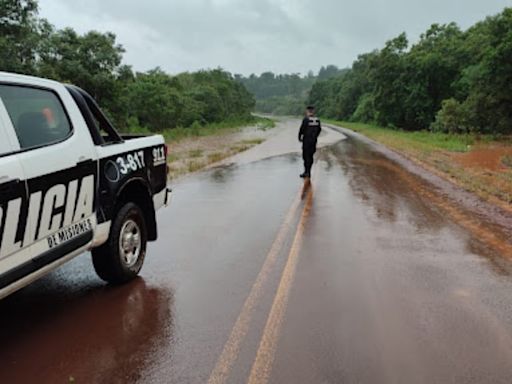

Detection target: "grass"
[188, 149, 204, 158]
[208, 152, 226, 163]
[256, 118, 276, 131]
[327, 120, 478, 153]
[240, 138, 265, 146]
[123, 116, 276, 143]
[167, 153, 180, 162]
[163, 116, 275, 142]
[187, 160, 204, 173]
[163, 120, 245, 142]
[168, 139, 264, 179]
[502, 155, 512, 168]
[328, 120, 512, 209]
[163, 116, 276, 179]
[230, 144, 251, 153]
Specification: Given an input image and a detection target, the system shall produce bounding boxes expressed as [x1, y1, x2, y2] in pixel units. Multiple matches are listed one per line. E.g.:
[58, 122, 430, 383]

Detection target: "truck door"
[0, 101, 29, 288]
[0, 84, 98, 266]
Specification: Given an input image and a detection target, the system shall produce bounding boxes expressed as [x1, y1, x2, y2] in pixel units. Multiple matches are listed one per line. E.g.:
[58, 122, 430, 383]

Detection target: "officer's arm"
[299, 118, 307, 142]
[317, 119, 322, 138]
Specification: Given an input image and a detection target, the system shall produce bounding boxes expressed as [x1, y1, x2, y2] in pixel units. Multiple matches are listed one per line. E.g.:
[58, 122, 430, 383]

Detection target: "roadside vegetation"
[309, 8, 512, 136]
[329, 121, 512, 208]
[123, 114, 275, 178]
[163, 116, 274, 142]
[329, 121, 479, 152]
[125, 115, 274, 141]
[166, 117, 275, 179]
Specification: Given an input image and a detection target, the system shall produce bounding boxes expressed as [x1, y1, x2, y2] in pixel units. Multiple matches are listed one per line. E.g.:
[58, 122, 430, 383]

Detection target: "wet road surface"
[2, 119, 512, 383]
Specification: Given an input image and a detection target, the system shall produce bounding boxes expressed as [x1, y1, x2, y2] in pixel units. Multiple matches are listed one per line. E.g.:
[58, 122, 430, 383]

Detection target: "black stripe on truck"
[0, 230, 93, 290]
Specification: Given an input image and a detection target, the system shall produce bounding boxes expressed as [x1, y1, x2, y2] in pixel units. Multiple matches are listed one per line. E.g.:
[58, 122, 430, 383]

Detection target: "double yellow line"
[208, 180, 314, 384]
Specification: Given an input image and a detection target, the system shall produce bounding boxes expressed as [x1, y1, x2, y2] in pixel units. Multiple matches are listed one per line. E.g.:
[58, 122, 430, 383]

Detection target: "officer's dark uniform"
[298, 116, 322, 177]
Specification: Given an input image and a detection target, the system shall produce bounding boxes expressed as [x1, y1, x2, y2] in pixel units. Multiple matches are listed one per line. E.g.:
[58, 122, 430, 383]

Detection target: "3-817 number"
[116, 151, 145, 175]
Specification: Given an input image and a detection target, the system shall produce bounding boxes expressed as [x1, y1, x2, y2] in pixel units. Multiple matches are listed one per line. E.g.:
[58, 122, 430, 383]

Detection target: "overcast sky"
[38, 0, 511, 76]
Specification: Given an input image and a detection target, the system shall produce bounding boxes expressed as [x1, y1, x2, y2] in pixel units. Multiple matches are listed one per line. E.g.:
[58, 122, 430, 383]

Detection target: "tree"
[127, 69, 183, 131]
[238, 71, 317, 115]
[318, 65, 342, 80]
[370, 33, 409, 128]
[402, 23, 465, 130]
[307, 8, 512, 135]
[38, 28, 124, 102]
[0, 0, 41, 73]
[462, 8, 512, 134]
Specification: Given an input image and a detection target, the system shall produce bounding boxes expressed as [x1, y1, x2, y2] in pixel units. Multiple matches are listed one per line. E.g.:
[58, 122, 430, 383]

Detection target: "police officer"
[298, 106, 321, 178]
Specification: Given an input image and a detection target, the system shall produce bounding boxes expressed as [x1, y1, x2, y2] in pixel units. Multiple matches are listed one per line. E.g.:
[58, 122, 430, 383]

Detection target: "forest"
[238, 65, 346, 115]
[3, 1, 510, 136]
[0, 0, 255, 132]
[308, 8, 512, 135]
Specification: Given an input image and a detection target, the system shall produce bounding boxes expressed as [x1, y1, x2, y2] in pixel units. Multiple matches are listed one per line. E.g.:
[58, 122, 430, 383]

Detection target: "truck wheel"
[92, 202, 147, 284]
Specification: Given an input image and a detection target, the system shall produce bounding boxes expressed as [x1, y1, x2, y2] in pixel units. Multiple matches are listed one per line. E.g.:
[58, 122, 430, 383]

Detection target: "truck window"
[0, 85, 72, 150]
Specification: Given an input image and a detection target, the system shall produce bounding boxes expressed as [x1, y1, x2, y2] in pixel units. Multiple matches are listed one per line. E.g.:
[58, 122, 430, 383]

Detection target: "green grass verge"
[255, 117, 276, 131]
[326, 120, 483, 153]
[325, 120, 512, 207]
[123, 116, 276, 143]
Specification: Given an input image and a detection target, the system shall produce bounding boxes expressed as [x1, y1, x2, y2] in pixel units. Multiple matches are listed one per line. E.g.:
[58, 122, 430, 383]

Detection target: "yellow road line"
[207, 188, 304, 384]
[247, 186, 314, 384]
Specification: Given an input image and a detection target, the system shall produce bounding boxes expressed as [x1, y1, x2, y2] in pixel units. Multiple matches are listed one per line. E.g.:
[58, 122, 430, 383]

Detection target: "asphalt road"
[2, 119, 512, 384]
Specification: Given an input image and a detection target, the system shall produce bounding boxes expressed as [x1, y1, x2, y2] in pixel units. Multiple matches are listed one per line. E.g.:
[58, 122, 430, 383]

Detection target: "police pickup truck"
[0, 72, 170, 299]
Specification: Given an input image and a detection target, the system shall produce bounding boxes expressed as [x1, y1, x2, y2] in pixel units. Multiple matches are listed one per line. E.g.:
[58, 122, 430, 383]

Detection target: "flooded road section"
[1, 120, 512, 383]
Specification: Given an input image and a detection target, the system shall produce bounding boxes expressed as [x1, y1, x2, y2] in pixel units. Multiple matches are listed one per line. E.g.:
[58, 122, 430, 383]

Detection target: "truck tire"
[92, 202, 147, 284]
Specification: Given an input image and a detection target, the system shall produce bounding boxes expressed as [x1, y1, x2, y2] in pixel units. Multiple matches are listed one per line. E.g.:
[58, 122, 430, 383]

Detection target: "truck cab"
[0, 72, 171, 299]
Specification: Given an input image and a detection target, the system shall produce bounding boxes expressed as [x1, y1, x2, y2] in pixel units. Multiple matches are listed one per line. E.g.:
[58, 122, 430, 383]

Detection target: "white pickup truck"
[0, 72, 171, 299]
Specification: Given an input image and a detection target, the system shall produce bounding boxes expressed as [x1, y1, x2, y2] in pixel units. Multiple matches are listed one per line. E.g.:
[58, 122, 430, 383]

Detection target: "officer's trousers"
[302, 143, 317, 175]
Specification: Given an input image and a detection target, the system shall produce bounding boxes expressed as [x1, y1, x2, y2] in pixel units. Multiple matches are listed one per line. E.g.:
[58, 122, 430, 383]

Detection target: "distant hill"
[237, 66, 348, 115]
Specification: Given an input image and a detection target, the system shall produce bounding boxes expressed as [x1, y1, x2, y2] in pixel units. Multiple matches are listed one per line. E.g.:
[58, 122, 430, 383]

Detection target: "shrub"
[431, 98, 472, 134]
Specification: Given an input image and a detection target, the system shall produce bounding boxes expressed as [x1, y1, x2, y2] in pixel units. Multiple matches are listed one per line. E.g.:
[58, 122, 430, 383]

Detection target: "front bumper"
[153, 186, 172, 211]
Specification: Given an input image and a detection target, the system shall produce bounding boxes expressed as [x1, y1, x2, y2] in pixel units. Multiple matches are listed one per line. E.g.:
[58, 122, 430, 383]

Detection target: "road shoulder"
[327, 123, 512, 248]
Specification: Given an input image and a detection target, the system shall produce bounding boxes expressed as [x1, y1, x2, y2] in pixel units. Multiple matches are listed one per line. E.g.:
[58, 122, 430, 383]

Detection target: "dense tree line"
[309, 8, 512, 135]
[237, 66, 345, 115]
[0, 0, 255, 132]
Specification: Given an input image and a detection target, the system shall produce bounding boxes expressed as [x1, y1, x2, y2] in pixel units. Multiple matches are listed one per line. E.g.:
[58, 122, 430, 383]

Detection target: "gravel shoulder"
[167, 123, 276, 180]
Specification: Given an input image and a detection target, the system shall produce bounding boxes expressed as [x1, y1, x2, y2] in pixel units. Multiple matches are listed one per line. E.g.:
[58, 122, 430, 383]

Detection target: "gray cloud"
[38, 0, 511, 75]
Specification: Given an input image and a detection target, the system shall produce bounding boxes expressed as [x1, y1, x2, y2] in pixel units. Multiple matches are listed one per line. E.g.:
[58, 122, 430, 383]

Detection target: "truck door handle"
[0, 178, 21, 194]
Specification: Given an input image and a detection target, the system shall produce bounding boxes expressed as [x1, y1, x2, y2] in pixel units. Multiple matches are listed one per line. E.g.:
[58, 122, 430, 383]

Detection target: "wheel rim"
[119, 219, 142, 268]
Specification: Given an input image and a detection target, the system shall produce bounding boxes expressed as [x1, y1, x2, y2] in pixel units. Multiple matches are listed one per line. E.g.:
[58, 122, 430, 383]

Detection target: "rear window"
[0, 85, 72, 150]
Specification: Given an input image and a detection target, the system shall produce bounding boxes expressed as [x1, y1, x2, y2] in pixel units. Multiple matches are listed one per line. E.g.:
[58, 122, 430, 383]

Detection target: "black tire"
[92, 202, 147, 284]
